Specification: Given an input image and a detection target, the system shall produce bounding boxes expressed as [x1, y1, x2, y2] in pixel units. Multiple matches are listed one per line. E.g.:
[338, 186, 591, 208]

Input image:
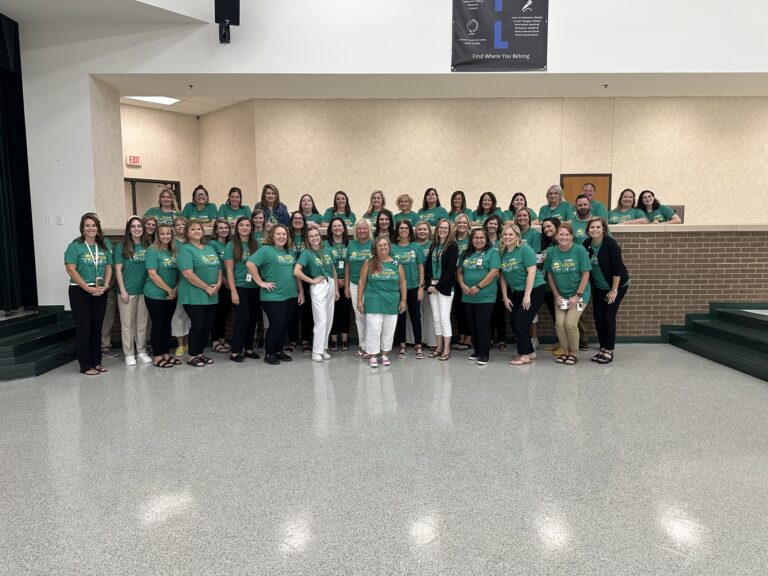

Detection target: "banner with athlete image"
[452, 0, 548, 71]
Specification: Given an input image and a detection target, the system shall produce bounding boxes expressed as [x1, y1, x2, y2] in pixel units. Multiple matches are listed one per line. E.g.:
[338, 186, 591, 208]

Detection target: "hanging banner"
[452, 0, 548, 71]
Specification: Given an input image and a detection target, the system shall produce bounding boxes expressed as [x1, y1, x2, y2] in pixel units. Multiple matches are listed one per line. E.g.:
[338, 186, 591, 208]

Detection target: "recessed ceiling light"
[125, 96, 180, 106]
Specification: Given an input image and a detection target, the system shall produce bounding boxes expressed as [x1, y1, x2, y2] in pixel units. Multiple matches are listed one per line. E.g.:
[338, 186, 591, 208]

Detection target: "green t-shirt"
[302, 213, 323, 225]
[608, 208, 644, 224]
[143, 207, 180, 226]
[144, 246, 178, 300]
[218, 204, 251, 227]
[590, 200, 609, 219]
[588, 242, 611, 291]
[64, 240, 112, 285]
[345, 240, 373, 284]
[448, 208, 473, 222]
[181, 202, 218, 223]
[500, 245, 546, 292]
[223, 241, 258, 289]
[643, 204, 676, 223]
[390, 242, 425, 289]
[572, 217, 591, 244]
[521, 228, 541, 252]
[177, 243, 221, 305]
[459, 248, 501, 304]
[538, 202, 573, 222]
[417, 240, 431, 261]
[363, 260, 401, 315]
[455, 236, 470, 259]
[321, 208, 356, 227]
[394, 211, 420, 226]
[471, 208, 503, 225]
[207, 239, 228, 265]
[501, 207, 538, 224]
[114, 243, 148, 295]
[362, 211, 380, 225]
[252, 230, 264, 248]
[325, 240, 348, 276]
[417, 206, 449, 227]
[297, 247, 335, 280]
[249, 245, 298, 301]
[543, 244, 592, 304]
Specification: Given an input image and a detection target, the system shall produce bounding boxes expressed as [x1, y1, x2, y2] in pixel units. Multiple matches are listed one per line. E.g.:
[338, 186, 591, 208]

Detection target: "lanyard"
[85, 242, 100, 272]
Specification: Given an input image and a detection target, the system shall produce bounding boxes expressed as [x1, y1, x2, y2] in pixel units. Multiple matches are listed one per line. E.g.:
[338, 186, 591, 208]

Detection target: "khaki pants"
[118, 294, 148, 357]
[554, 305, 585, 353]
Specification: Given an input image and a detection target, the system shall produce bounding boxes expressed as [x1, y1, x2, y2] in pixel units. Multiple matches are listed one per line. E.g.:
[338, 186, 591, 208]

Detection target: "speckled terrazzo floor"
[1, 344, 767, 575]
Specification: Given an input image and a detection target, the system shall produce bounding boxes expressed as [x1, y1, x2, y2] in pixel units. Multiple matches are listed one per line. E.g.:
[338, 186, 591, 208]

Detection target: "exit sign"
[126, 155, 142, 167]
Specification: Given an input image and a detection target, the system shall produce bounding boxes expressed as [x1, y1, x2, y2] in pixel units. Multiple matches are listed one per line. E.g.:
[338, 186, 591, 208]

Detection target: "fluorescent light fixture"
[125, 96, 180, 106]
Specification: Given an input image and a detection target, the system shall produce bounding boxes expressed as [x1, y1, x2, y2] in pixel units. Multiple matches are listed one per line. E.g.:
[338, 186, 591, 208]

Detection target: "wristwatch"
[576, 292, 583, 297]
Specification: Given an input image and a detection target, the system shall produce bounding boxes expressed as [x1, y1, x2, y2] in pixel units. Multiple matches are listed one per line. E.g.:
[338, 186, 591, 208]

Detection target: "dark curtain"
[0, 14, 37, 310]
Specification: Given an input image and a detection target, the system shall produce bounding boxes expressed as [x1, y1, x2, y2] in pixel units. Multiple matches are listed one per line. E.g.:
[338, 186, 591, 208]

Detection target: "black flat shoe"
[276, 352, 293, 362]
[244, 350, 261, 360]
[230, 354, 245, 363]
[264, 354, 280, 365]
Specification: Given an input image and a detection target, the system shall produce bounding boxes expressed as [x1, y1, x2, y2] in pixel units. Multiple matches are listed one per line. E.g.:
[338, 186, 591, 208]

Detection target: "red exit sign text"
[126, 155, 142, 166]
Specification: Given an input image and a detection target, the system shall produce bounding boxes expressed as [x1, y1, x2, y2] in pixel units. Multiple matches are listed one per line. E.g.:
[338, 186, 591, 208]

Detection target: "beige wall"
[120, 104, 200, 210]
[121, 96, 768, 224]
[90, 78, 124, 228]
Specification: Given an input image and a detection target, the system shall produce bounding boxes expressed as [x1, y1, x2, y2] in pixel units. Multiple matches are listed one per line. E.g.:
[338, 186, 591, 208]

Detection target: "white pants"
[171, 302, 190, 337]
[350, 282, 366, 349]
[429, 291, 453, 338]
[365, 313, 397, 356]
[118, 294, 148, 357]
[310, 279, 336, 356]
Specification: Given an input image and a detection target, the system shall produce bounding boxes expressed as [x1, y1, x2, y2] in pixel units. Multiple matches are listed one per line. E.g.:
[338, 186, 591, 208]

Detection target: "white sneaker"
[322, 352, 331, 360]
[138, 352, 152, 364]
[369, 356, 379, 368]
[381, 355, 391, 366]
[312, 354, 324, 362]
[125, 355, 137, 366]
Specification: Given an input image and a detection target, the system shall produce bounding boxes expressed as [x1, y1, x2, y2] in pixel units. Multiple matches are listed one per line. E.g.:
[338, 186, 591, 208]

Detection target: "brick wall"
[105, 230, 768, 344]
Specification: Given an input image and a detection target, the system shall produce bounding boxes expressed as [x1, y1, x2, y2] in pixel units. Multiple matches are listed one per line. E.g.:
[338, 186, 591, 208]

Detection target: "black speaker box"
[215, 0, 240, 26]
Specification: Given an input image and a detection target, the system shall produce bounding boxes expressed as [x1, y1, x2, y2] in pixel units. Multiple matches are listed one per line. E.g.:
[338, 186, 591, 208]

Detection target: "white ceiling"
[107, 72, 768, 116]
[0, 0, 208, 23]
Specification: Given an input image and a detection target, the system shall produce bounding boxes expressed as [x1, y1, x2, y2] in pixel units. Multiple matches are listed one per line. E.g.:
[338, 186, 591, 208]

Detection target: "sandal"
[590, 353, 604, 362]
[415, 346, 424, 360]
[95, 365, 108, 373]
[555, 354, 568, 364]
[187, 356, 206, 368]
[330, 338, 339, 352]
[199, 355, 214, 365]
[153, 358, 173, 368]
[285, 343, 296, 354]
[213, 342, 229, 353]
[439, 353, 451, 361]
[82, 368, 100, 376]
[564, 355, 578, 365]
[302, 341, 311, 353]
[341, 340, 350, 351]
[354, 347, 365, 357]
[168, 357, 182, 365]
[397, 346, 406, 359]
[499, 343, 509, 352]
[594, 352, 613, 364]
[429, 350, 442, 358]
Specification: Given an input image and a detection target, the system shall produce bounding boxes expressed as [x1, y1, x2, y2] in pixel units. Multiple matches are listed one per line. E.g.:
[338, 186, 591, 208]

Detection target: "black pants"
[211, 285, 231, 342]
[230, 286, 260, 353]
[395, 287, 422, 345]
[509, 284, 545, 356]
[145, 296, 176, 356]
[331, 284, 350, 337]
[69, 286, 108, 372]
[289, 282, 313, 343]
[184, 304, 217, 356]
[452, 283, 469, 335]
[592, 285, 628, 350]
[465, 302, 494, 358]
[262, 298, 298, 356]
[491, 286, 507, 343]
[543, 291, 556, 325]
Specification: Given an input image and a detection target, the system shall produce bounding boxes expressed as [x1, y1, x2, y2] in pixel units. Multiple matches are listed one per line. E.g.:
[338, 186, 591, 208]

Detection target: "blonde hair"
[364, 190, 386, 217]
[430, 219, 455, 250]
[453, 213, 471, 238]
[353, 218, 372, 242]
[396, 194, 413, 209]
[157, 186, 179, 210]
[498, 224, 523, 255]
[152, 223, 177, 257]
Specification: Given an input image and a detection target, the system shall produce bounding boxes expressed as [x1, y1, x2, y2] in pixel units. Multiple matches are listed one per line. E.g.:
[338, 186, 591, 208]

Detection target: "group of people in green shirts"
[66, 181, 653, 373]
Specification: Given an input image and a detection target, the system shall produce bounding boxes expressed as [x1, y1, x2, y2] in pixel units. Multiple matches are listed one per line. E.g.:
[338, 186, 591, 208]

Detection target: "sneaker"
[125, 355, 137, 366]
[138, 352, 152, 364]
[276, 352, 293, 362]
[264, 354, 280, 365]
[381, 355, 391, 366]
[468, 354, 479, 361]
[175, 346, 186, 357]
[531, 337, 539, 350]
[369, 356, 379, 368]
[322, 352, 331, 360]
[101, 348, 119, 358]
[312, 354, 324, 362]
[476, 356, 489, 365]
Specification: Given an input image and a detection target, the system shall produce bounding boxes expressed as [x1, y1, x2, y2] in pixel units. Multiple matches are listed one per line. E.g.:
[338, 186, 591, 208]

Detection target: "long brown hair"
[152, 223, 177, 257]
[121, 216, 149, 259]
[78, 212, 106, 249]
[368, 236, 391, 275]
[232, 216, 258, 261]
